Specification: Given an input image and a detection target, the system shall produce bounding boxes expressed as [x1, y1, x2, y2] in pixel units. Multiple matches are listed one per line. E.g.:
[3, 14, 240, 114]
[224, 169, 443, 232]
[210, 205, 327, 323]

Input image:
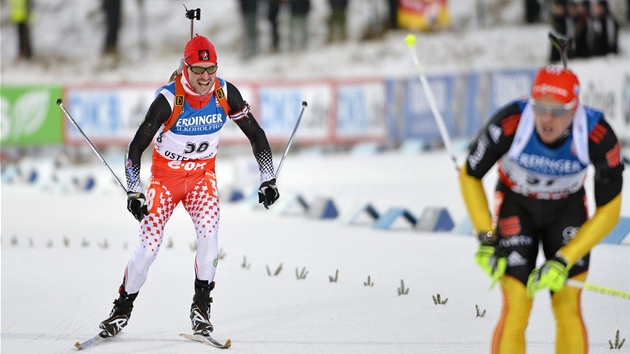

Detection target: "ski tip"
[74, 341, 83, 350]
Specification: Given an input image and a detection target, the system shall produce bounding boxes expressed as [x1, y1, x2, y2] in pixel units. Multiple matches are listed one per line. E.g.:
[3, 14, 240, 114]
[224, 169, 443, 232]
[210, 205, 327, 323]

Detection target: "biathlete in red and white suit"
[460, 66, 624, 353]
[98, 34, 280, 338]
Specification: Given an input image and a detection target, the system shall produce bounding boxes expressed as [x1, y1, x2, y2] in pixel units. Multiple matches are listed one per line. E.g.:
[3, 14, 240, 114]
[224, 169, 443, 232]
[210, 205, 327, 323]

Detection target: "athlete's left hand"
[258, 179, 279, 209]
[526, 254, 570, 297]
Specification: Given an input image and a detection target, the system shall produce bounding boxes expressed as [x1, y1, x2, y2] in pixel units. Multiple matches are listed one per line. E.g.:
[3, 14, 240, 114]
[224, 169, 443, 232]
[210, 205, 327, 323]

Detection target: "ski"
[74, 331, 109, 350]
[180, 333, 232, 349]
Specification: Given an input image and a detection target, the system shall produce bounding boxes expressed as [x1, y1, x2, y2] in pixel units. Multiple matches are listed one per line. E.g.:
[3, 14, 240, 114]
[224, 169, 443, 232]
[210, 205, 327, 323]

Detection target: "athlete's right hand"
[127, 192, 149, 221]
[475, 233, 506, 287]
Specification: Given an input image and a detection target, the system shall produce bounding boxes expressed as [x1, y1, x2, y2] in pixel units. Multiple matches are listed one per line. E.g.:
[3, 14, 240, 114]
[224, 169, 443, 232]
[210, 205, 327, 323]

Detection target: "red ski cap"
[531, 66, 580, 104]
[184, 34, 217, 65]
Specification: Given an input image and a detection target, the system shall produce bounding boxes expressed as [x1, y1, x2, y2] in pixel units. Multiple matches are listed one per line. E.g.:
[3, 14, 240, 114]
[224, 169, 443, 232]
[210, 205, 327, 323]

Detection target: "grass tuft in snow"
[364, 275, 374, 287]
[432, 294, 448, 305]
[266, 263, 283, 277]
[98, 239, 108, 249]
[241, 255, 251, 269]
[475, 304, 486, 318]
[397, 279, 409, 296]
[329, 269, 339, 283]
[295, 267, 309, 280]
[609, 330, 626, 350]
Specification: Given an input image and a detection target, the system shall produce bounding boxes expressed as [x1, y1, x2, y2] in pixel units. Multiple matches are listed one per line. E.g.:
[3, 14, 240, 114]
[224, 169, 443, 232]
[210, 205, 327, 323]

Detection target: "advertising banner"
[335, 81, 387, 141]
[571, 60, 630, 144]
[398, 0, 450, 31]
[486, 69, 536, 115]
[64, 84, 157, 145]
[460, 71, 487, 138]
[1, 85, 64, 146]
[256, 83, 332, 144]
[396, 75, 457, 143]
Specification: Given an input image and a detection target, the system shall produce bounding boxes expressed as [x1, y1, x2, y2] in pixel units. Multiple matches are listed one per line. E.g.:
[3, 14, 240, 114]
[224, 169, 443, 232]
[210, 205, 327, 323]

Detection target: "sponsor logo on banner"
[1, 86, 63, 145]
[257, 84, 330, 143]
[336, 82, 386, 139]
[3, 91, 49, 140]
[400, 75, 456, 142]
[488, 69, 536, 113]
[397, 0, 450, 31]
[64, 86, 155, 144]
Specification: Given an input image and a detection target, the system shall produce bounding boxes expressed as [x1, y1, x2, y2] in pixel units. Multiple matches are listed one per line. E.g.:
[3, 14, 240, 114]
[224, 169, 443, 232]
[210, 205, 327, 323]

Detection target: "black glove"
[258, 179, 279, 209]
[127, 192, 148, 221]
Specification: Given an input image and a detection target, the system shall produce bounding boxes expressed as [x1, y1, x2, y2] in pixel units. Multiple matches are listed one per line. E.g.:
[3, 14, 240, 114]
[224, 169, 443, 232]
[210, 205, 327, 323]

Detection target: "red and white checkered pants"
[123, 169, 220, 294]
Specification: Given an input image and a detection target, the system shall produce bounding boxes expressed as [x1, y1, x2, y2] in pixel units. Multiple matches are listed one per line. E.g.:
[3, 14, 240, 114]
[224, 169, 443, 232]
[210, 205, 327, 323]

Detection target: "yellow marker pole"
[404, 34, 458, 171]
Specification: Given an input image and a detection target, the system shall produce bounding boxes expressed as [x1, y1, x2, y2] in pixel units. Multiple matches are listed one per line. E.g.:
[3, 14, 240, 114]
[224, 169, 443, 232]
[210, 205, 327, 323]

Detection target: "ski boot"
[190, 279, 215, 336]
[99, 287, 138, 337]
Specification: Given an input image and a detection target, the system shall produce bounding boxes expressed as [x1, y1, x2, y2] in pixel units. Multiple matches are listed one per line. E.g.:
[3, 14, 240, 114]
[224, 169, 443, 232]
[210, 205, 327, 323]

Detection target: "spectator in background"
[289, 0, 311, 51]
[387, 0, 398, 29]
[102, 0, 122, 58]
[327, 0, 348, 43]
[9, 0, 33, 60]
[550, 1, 571, 62]
[267, 0, 282, 53]
[239, 0, 258, 59]
[570, 0, 590, 58]
[526, 0, 542, 23]
[589, 0, 619, 56]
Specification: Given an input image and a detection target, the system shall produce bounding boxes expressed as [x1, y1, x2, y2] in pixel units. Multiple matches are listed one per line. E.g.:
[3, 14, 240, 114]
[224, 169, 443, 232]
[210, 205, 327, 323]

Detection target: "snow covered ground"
[1, 151, 629, 353]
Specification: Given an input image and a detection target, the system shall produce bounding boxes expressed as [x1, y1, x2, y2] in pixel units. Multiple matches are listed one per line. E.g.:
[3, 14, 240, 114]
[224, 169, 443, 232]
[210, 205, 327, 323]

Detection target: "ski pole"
[548, 31, 572, 69]
[566, 279, 630, 299]
[404, 33, 459, 172]
[56, 98, 128, 194]
[275, 100, 308, 179]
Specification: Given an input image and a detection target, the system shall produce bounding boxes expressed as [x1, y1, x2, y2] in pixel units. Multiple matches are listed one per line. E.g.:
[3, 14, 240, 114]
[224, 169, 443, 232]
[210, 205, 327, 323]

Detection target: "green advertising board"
[1, 85, 64, 146]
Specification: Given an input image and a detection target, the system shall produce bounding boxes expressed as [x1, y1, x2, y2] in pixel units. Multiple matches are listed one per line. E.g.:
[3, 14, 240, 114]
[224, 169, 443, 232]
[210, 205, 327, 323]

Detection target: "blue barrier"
[373, 207, 417, 230]
[339, 202, 380, 225]
[601, 217, 630, 244]
[306, 197, 339, 219]
[273, 192, 309, 215]
[230, 189, 245, 202]
[415, 207, 454, 232]
[453, 216, 474, 236]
